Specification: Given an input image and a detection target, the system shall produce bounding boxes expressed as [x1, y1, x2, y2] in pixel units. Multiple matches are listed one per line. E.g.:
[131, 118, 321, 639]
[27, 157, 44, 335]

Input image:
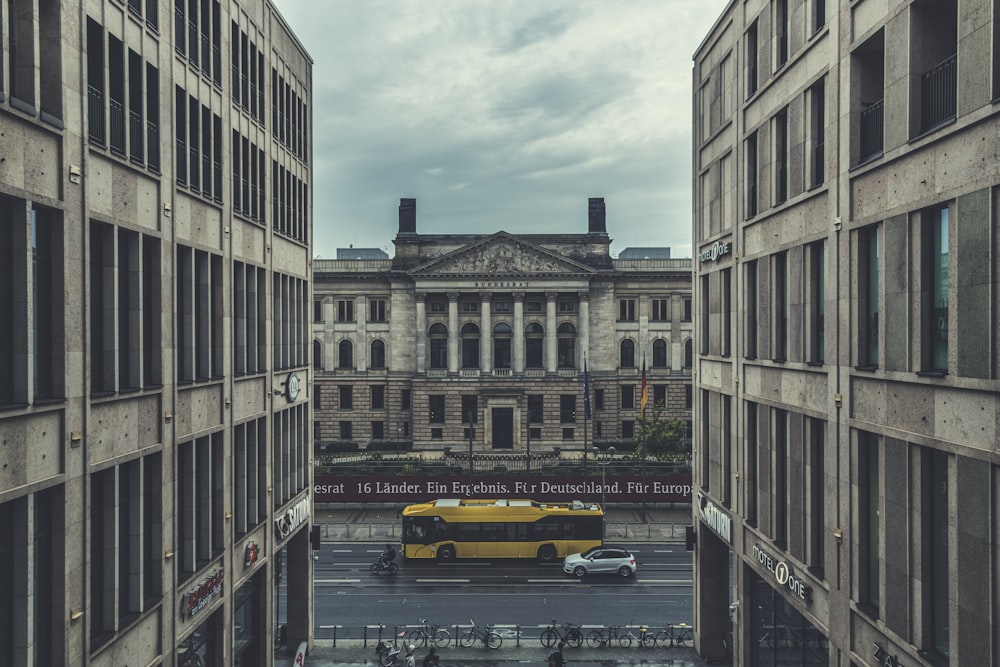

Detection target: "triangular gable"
[409, 232, 596, 276]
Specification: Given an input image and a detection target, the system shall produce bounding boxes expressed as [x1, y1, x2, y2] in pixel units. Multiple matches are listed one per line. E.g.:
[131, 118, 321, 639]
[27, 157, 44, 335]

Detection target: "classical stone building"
[0, 1, 313, 665]
[692, 0, 999, 665]
[313, 198, 693, 457]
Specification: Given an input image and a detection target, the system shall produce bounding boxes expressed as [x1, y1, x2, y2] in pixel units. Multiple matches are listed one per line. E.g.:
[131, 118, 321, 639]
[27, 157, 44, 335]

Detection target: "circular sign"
[286, 372, 301, 402]
[775, 561, 789, 586]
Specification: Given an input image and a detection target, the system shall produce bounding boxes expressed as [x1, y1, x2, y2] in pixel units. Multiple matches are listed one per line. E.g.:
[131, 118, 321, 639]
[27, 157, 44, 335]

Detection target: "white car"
[562, 546, 636, 578]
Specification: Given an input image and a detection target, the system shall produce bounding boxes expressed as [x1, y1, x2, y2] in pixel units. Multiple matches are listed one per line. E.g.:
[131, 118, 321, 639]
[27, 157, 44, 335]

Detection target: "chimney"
[588, 197, 606, 234]
[398, 198, 416, 233]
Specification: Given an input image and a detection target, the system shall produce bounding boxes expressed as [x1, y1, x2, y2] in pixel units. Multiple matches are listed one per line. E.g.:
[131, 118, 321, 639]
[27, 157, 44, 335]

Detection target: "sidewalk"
[314, 504, 693, 543]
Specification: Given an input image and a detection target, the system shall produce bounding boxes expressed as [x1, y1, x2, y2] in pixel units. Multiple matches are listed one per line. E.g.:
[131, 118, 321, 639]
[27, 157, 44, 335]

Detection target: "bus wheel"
[437, 545, 456, 562]
[537, 544, 556, 563]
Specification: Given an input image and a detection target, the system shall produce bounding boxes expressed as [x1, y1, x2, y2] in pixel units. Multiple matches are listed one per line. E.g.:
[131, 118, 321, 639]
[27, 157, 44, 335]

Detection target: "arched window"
[313, 340, 323, 370]
[684, 339, 693, 368]
[461, 322, 480, 369]
[493, 322, 512, 369]
[429, 323, 448, 369]
[620, 339, 635, 368]
[370, 339, 386, 369]
[338, 339, 353, 369]
[525, 322, 544, 368]
[652, 339, 668, 368]
[557, 322, 576, 369]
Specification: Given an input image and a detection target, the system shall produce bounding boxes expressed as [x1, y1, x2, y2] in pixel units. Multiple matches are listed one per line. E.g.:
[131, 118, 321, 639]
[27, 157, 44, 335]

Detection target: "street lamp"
[592, 445, 615, 509]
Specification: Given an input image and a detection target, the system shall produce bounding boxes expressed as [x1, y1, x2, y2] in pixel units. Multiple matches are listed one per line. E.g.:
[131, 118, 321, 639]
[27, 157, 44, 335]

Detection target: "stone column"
[578, 291, 590, 368]
[546, 291, 558, 372]
[355, 297, 367, 371]
[415, 292, 426, 371]
[513, 291, 525, 373]
[448, 292, 459, 373]
[480, 291, 492, 372]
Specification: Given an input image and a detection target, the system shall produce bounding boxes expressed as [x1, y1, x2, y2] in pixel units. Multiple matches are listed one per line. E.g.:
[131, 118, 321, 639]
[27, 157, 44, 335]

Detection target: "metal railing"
[87, 86, 105, 145]
[146, 121, 160, 171]
[109, 98, 125, 156]
[921, 54, 956, 132]
[859, 99, 883, 162]
[129, 110, 143, 163]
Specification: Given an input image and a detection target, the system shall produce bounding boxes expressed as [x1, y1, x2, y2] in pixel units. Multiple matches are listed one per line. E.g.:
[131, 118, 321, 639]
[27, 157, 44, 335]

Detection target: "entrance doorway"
[491, 408, 513, 449]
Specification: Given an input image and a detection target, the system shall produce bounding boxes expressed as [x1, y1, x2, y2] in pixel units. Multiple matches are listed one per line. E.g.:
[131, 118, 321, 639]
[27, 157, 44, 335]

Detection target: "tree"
[635, 402, 689, 461]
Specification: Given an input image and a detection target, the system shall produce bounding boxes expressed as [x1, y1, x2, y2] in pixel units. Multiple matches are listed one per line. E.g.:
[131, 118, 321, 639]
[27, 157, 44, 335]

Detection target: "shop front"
[748, 570, 828, 666]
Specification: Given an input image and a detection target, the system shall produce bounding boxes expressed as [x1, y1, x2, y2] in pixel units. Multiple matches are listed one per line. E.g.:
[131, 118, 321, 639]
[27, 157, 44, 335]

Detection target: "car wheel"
[573, 565, 587, 578]
[437, 545, 456, 562]
[537, 544, 557, 563]
[618, 565, 633, 577]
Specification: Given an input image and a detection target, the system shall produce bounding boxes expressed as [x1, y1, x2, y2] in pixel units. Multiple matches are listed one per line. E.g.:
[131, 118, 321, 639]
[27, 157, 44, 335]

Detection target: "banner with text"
[315, 474, 692, 504]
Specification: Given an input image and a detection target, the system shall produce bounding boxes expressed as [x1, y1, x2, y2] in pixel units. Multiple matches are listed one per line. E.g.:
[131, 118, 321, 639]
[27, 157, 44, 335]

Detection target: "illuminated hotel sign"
[697, 240, 732, 263]
[181, 567, 224, 618]
[699, 494, 732, 544]
[752, 544, 812, 603]
[275, 494, 311, 540]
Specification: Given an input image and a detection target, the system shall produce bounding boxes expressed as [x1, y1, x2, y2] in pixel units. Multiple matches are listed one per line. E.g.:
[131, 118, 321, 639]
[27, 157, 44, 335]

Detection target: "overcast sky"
[271, 1, 730, 259]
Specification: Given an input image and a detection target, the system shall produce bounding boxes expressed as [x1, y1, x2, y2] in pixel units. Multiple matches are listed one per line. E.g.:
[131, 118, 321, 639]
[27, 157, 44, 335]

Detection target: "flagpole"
[641, 353, 648, 521]
[583, 353, 589, 474]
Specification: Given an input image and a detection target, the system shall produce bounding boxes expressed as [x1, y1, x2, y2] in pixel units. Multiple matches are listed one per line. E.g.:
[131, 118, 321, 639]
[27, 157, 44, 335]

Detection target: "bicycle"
[618, 624, 656, 648]
[375, 631, 408, 667]
[407, 617, 451, 648]
[585, 625, 626, 648]
[661, 622, 694, 648]
[539, 618, 583, 649]
[370, 557, 399, 575]
[459, 618, 502, 649]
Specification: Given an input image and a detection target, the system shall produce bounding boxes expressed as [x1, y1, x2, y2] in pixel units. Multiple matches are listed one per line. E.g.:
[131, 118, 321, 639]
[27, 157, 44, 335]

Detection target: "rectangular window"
[859, 431, 880, 613]
[746, 260, 758, 358]
[339, 421, 352, 440]
[272, 273, 307, 371]
[493, 300, 511, 313]
[651, 298, 669, 321]
[618, 298, 636, 321]
[233, 418, 267, 537]
[461, 300, 478, 313]
[926, 449, 949, 656]
[746, 402, 758, 525]
[621, 385, 635, 410]
[685, 385, 693, 409]
[461, 395, 478, 424]
[527, 395, 544, 424]
[856, 31, 885, 164]
[371, 385, 385, 410]
[773, 252, 788, 361]
[808, 418, 825, 573]
[559, 394, 576, 423]
[401, 389, 411, 411]
[773, 408, 788, 547]
[594, 389, 605, 411]
[233, 262, 267, 376]
[722, 395, 732, 506]
[775, 0, 788, 68]
[809, 241, 825, 364]
[747, 21, 758, 97]
[558, 300, 575, 313]
[338, 385, 352, 410]
[429, 300, 446, 313]
[622, 420, 634, 439]
[859, 225, 879, 367]
[176, 245, 223, 382]
[176, 433, 223, 580]
[525, 300, 542, 313]
[273, 404, 308, 508]
[746, 132, 758, 218]
[653, 384, 667, 407]
[683, 297, 692, 322]
[922, 205, 949, 373]
[337, 299, 354, 322]
[812, 0, 825, 34]
[314, 299, 323, 322]
[721, 268, 732, 357]
[369, 298, 386, 322]
[775, 109, 789, 205]
[699, 274, 710, 355]
[371, 421, 384, 440]
[429, 395, 445, 424]
[809, 79, 825, 187]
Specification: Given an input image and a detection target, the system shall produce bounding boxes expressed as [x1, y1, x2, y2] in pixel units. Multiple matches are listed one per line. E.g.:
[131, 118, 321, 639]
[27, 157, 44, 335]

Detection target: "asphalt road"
[311, 541, 695, 642]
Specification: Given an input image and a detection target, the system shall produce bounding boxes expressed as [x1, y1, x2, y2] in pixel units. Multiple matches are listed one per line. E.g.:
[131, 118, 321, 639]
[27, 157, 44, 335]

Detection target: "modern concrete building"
[0, 1, 314, 665]
[691, 1, 1000, 666]
[312, 198, 693, 457]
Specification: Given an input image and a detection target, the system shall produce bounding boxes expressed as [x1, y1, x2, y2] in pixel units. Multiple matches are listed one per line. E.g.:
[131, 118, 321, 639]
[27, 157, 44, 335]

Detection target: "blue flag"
[583, 357, 592, 420]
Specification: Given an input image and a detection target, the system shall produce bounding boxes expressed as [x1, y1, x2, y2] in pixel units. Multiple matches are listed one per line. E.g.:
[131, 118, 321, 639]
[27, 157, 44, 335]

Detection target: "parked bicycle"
[618, 624, 656, 648]
[585, 625, 627, 648]
[459, 618, 502, 649]
[370, 558, 399, 575]
[407, 618, 451, 648]
[375, 631, 408, 666]
[660, 622, 694, 648]
[540, 618, 583, 649]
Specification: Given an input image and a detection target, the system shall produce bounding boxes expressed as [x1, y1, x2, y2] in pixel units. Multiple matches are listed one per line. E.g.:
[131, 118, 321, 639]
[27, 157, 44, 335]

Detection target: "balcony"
[459, 369, 480, 378]
[921, 54, 956, 133]
[146, 121, 160, 171]
[859, 99, 884, 163]
[129, 110, 143, 163]
[109, 98, 125, 156]
[492, 368, 512, 377]
[87, 86, 105, 145]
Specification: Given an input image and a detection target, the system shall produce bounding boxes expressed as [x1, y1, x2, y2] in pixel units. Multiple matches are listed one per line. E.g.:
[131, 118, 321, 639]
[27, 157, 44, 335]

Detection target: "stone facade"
[0, 1, 313, 665]
[313, 198, 694, 456]
[692, 1, 1000, 665]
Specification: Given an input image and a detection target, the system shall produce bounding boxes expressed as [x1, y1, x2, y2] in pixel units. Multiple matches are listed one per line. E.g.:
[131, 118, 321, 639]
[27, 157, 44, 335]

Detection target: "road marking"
[330, 549, 354, 553]
[315, 579, 362, 584]
[526, 579, 580, 584]
[416, 578, 470, 583]
[636, 579, 692, 584]
[318, 625, 343, 629]
[437, 562, 491, 566]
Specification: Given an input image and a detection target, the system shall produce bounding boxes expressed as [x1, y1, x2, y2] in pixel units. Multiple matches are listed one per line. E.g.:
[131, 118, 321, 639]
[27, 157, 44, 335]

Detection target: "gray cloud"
[272, 0, 729, 259]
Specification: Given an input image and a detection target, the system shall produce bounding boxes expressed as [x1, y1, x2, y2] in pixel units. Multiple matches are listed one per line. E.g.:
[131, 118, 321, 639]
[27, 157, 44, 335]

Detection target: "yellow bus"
[401, 498, 604, 562]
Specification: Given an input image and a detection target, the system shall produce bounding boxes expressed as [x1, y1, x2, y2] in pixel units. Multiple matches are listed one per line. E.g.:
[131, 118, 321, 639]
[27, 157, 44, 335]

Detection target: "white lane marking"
[526, 579, 581, 584]
[330, 549, 354, 553]
[636, 579, 692, 584]
[437, 562, 492, 566]
[315, 579, 362, 584]
[416, 578, 470, 583]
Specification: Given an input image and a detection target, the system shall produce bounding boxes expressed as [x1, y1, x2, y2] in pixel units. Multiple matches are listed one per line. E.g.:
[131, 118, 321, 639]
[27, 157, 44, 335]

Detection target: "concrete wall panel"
[173, 193, 222, 251]
[232, 376, 268, 423]
[89, 395, 162, 463]
[175, 385, 224, 439]
[850, 0, 892, 44]
[0, 117, 61, 200]
[90, 607, 162, 667]
[0, 411, 63, 490]
[272, 235, 310, 278]
[232, 221, 267, 265]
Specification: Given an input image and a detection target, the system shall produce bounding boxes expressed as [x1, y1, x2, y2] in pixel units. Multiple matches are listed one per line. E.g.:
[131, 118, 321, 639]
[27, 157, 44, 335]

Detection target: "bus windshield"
[400, 498, 604, 562]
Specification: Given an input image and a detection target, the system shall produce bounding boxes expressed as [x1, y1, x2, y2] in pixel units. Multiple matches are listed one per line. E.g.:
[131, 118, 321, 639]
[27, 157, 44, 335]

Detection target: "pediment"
[409, 233, 595, 277]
